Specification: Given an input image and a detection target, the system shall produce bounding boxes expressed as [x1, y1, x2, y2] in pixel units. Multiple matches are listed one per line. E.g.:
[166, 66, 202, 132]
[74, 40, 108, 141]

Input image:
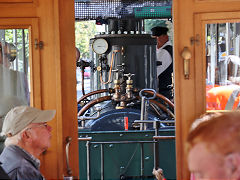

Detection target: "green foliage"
[144, 19, 167, 33]
[144, 19, 173, 42]
[75, 21, 97, 60]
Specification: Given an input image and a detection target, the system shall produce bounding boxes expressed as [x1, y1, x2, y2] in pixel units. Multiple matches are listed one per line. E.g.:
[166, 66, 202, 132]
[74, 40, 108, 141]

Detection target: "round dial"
[92, 38, 108, 55]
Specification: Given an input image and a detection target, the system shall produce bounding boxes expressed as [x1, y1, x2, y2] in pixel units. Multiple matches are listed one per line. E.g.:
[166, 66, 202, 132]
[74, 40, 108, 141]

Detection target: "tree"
[75, 21, 97, 60]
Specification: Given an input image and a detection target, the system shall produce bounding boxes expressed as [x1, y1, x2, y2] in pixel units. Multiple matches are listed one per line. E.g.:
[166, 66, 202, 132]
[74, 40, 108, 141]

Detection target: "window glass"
[206, 23, 240, 110]
[0, 29, 30, 129]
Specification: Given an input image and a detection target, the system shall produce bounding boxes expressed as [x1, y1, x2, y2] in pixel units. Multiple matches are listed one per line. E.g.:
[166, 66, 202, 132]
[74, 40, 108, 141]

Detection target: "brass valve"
[124, 73, 135, 84]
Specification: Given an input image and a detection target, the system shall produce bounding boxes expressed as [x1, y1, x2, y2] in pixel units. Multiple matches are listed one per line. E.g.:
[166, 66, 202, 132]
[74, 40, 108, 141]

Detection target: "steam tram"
[0, 0, 240, 179]
[75, 2, 176, 179]
[77, 19, 175, 179]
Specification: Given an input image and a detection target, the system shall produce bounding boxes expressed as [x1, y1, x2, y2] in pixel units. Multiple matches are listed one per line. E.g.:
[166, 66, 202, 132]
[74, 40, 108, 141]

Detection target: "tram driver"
[0, 106, 55, 180]
[151, 26, 173, 100]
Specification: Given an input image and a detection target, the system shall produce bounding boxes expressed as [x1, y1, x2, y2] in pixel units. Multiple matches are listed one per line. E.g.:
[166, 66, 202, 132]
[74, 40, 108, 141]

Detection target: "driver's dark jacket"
[0, 145, 44, 180]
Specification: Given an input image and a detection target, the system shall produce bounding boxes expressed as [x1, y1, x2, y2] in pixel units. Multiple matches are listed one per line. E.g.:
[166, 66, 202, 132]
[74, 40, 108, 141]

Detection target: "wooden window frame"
[0, 17, 41, 108]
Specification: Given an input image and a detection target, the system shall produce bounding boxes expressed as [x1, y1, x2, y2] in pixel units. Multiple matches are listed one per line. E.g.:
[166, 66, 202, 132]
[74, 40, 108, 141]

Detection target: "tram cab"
[76, 17, 175, 180]
[1, 0, 240, 179]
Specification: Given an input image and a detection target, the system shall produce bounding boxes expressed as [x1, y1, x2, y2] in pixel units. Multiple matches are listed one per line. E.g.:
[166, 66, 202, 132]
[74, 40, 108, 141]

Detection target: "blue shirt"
[0, 145, 44, 180]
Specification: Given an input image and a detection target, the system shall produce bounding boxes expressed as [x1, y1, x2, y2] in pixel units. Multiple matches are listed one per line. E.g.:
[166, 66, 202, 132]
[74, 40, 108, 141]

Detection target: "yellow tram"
[1, 0, 240, 179]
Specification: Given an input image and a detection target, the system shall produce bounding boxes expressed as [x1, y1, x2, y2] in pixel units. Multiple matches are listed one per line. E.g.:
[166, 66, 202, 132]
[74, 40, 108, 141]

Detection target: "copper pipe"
[135, 95, 174, 118]
[100, 50, 120, 84]
[77, 89, 112, 104]
[144, 90, 174, 109]
[150, 100, 175, 119]
[78, 96, 112, 116]
[153, 136, 175, 140]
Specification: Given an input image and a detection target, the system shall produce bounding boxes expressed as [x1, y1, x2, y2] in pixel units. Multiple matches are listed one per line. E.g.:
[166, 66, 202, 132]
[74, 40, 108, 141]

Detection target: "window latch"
[34, 39, 44, 49]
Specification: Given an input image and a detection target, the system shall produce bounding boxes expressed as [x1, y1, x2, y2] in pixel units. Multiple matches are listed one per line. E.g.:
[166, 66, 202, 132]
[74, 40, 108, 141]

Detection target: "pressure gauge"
[92, 38, 109, 55]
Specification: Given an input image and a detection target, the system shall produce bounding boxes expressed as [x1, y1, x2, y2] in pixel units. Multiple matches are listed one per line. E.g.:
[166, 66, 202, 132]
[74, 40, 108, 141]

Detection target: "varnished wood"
[2, 0, 240, 179]
[0, 1, 79, 179]
[0, 0, 33, 2]
[174, 0, 240, 179]
[35, 0, 79, 179]
[174, 0, 195, 179]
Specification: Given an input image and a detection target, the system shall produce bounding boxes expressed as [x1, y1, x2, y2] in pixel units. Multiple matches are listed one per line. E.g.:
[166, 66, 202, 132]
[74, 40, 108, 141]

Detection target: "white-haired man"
[0, 106, 55, 180]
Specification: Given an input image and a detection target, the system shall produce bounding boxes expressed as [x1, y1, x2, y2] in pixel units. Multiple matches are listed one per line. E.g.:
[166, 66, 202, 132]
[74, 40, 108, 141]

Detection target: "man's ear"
[21, 130, 31, 141]
[224, 152, 240, 179]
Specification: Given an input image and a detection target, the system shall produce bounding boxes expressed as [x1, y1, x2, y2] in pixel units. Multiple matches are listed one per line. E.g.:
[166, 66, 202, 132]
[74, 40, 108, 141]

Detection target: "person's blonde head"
[187, 111, 240, 155]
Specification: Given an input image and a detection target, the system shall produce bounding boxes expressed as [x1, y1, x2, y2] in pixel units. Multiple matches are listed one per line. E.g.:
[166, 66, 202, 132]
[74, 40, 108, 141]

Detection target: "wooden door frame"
[0, 1, 79, 178]
[174, 0, 240, 176]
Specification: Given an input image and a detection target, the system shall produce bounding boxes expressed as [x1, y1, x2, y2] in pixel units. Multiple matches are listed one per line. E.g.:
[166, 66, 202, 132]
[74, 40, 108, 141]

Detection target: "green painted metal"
[78, 129, 176, 180]
[134, 6, 172, 19]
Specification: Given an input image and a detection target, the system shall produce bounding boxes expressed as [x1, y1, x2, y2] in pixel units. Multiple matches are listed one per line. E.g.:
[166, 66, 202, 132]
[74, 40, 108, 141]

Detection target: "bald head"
[76, 47, 80, 62]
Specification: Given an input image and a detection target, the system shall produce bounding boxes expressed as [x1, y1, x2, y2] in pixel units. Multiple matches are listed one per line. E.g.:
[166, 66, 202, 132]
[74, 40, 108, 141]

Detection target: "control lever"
[139, 89, 156, 130]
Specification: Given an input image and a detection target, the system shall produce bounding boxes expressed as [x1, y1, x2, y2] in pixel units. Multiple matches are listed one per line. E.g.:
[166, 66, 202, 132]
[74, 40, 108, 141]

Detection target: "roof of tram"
[75, 0, 172, 21]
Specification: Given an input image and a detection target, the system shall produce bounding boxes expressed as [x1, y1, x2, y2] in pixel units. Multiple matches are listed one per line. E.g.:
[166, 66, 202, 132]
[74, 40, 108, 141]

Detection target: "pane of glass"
[75, 21, 95, 101]
[0, 29, 30, 130]
[206, 23, 240, 110]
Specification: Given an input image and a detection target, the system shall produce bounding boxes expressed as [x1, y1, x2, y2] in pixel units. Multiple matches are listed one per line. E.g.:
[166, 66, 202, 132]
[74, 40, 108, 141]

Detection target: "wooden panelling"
[193, 1, 240, 13]
[3, 0, 240, 180]
[195, 11, 240, 22]
[195, 0, 240, 2]
[0, 4, 37, 17]
[36, 0, 79, 179]
[173, 0, 196, 179]
[175, 0, 240, 179]
[0, 0, 33, 3]
[0, 1, 79, 179]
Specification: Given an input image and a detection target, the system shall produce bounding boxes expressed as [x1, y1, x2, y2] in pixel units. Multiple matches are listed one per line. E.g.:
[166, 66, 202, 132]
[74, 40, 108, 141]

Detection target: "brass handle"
[181, 47, 191, 79]
[65, 136, 72, 176]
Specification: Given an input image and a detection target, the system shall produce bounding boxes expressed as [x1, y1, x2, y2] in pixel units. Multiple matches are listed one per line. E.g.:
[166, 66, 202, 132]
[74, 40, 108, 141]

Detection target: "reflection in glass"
[206, 23, 240, 110]
[0, 29, 30, 130]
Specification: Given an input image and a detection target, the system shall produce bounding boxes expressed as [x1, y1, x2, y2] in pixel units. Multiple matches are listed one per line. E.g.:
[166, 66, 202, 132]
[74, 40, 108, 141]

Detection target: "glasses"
[26, 123, 49, 131]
